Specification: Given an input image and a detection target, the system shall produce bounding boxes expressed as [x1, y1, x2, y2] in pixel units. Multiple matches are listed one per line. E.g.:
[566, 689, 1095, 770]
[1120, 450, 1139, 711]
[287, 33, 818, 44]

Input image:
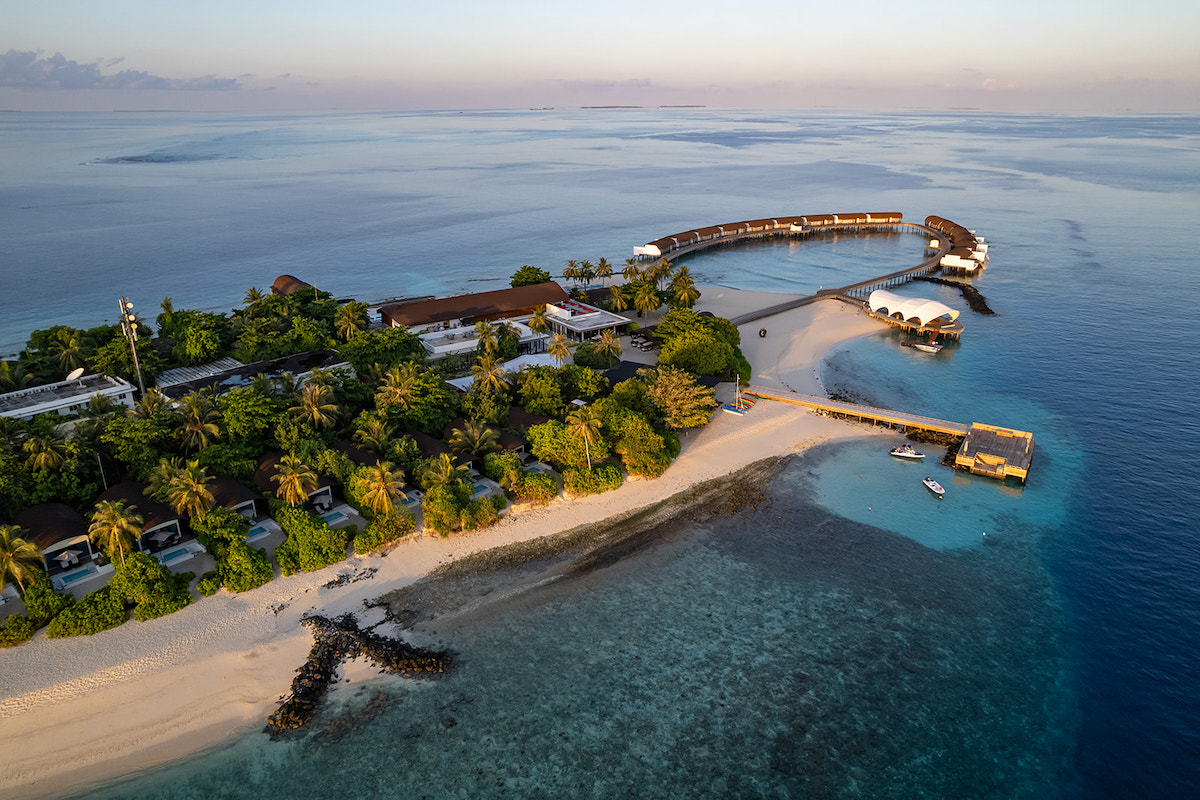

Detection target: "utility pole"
[118, 297, 146, 396]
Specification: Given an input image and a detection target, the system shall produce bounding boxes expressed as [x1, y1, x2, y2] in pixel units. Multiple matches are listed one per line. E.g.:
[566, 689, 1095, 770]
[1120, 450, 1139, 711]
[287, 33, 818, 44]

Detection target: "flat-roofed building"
[0, 374, 136, 421]
[544, 298, 630, 341]
[12, 502, 113, 592]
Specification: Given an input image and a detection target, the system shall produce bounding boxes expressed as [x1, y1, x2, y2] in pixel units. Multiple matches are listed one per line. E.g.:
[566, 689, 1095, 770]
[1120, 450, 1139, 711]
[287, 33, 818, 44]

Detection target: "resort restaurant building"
[0, 374, 136, 421]
[867, 290, 962, 329]
[378, 282, 559, 358]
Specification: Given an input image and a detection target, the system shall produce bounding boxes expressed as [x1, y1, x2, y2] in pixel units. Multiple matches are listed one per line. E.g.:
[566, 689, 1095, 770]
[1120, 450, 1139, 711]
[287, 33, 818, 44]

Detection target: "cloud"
[0, 49, 240, 91]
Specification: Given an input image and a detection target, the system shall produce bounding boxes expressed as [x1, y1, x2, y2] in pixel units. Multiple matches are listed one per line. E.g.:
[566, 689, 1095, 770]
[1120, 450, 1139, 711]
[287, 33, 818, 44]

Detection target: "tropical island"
[0, 245, 918, 798]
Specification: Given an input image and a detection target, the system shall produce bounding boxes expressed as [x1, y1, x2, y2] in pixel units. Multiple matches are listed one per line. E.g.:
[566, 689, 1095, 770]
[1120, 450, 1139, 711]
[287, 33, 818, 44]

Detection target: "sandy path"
[0, 290, 883, 799]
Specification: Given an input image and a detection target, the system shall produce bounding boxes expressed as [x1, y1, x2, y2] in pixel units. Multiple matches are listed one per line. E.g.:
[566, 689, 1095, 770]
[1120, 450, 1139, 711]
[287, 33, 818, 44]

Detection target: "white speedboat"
[889, 444, 926, 459]
[902, 339, 944, 353]
[922, 476, 945, 497]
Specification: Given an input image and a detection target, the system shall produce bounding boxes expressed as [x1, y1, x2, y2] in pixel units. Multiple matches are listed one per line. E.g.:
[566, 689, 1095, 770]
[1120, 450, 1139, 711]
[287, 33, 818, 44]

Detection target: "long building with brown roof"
[380, 282, 569, 330]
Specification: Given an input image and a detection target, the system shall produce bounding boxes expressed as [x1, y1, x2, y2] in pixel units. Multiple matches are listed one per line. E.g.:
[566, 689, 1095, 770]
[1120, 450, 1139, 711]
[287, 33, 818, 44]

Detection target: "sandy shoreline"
[0, 288, 884, 799]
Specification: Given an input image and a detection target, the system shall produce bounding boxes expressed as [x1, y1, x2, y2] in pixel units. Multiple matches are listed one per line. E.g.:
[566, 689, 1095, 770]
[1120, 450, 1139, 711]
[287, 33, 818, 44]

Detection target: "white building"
[0, 374, 136, 421]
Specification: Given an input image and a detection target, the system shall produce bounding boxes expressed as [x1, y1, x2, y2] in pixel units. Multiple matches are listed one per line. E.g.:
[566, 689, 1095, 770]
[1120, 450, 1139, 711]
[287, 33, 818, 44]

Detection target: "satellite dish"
[67, 367, 85, 381]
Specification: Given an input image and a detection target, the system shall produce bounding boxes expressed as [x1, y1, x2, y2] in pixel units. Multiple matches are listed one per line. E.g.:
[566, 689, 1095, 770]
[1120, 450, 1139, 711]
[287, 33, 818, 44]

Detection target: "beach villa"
[254, 453, 335, 510]
[96, 482, 207, 566]
[12, 503, 114, 593]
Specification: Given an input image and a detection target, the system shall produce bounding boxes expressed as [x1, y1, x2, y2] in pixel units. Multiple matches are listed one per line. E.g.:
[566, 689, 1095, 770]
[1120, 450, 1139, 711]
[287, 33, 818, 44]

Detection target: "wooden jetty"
[743, 386, 1035, 483]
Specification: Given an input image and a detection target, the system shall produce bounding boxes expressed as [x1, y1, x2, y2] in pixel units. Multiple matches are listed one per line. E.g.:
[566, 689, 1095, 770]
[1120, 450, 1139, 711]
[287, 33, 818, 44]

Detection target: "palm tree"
[304, 368, 339, 390]
[165, 460, 215, 518]
[634, 282, 660, 318]
[272, 372, 300, 400]
[290, 384, 339, 430]
[596, 328, 623, 367]
[474, 320, 498, 354]
[176, 389, 222, 452]
[83, 393, 121, 419]
[420, 453, 469, 488]
[23, 435, 67, 471]
[145, 457, 185, 502]
[354, 417, 395, 455]
[579, 260, 596, 285]
[0, 525, 44, 596]
[527, 307, 550, 335]
[376, 363, 419, 411]
[89, 500, 143, 564]
[360, 460, 407, 518]
[335, 302, 368, 342]
[622, 258, 643, 283]
[671, 272, 700, 309]
[244, 287, 266, 308]
[471, 352, 509, 394]
[651, 257, 674, 289]
[51, 333, 85, 375]
[0, 361, 33, 391]
[547, 333, 572, 366]
[563, 259, 580, 285]
[595, 257, 614, 283]
[449, 421, 501, 456]
[271, 454, 318, 507]
[608, 285, 630, 313]
[130, 388, 170, 418]
[566, 406, 602, 469]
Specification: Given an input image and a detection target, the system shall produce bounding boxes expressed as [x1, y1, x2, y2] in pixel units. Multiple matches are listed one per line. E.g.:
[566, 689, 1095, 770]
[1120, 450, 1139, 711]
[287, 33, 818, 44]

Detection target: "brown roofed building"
[271, 275, 315, 296]
[12, 503, 99, 580]
[211, 476, 260, 520]
[380, 282, 569, 330]
[96, 482, 190, 556]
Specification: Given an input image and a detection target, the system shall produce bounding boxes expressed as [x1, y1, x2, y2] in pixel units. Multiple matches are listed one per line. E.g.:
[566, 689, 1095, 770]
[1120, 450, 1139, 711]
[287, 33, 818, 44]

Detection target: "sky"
[2, 0, 1198, 113]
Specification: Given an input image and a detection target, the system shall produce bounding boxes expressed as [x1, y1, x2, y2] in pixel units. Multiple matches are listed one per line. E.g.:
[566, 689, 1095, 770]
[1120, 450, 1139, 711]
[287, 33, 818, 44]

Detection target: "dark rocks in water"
[914, 276, 995, 315]
[322, 567, 378, 590]
[311, 690, 397, 744]
[266, 613, 450, 738]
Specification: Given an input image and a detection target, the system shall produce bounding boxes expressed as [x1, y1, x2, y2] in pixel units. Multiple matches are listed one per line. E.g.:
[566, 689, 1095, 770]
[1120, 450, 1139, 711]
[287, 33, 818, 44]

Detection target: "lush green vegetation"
[272, 505, 349, 576]
[0, 275, 747, 644]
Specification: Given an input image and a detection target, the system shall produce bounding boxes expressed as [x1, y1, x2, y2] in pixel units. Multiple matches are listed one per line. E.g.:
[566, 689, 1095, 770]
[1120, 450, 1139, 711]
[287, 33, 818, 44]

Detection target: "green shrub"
[0, 614, 38, 647]
[490, 494, 507, 511]
[45, 586, 127, 638]
[191, 506, 252, 559]
[21, 569, 75, 625]
[482, 450, 523, 483]
[460, 498, 499, 531]
[220, 541, 274, 593]
[111, 553, 194, 621]
[354, 510, 416, 554]
[421, 484, 469, 536]
[197, 571, 221, 597]
[562, 464, 624, 496]
[273, 506, 349, 576]
[513, 472, 558, 505]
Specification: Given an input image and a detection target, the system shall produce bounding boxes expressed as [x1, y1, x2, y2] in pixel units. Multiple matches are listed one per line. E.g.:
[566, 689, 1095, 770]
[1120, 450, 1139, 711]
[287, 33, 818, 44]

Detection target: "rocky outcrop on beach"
[266, 613, 450, 738]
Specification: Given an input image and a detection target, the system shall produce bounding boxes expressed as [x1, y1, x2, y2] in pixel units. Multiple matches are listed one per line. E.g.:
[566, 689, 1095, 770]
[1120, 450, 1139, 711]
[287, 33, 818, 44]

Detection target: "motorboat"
[902, 339, 943, 353]
[889, 444, 926, 459]
[922, 476, 945, 497]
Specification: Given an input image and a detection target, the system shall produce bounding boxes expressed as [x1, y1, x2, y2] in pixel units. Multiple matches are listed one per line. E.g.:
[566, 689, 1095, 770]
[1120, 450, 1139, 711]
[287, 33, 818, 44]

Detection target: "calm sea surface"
[2, 110, 1197, 799]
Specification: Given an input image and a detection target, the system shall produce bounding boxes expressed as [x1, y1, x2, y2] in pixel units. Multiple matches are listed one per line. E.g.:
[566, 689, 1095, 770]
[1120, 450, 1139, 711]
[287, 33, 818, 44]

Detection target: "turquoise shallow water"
[1, 109, 1196, 798]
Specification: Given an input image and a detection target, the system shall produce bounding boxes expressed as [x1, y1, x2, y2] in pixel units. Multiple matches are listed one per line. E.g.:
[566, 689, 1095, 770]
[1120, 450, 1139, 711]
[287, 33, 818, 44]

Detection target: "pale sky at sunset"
[3, 0, 1197, 112]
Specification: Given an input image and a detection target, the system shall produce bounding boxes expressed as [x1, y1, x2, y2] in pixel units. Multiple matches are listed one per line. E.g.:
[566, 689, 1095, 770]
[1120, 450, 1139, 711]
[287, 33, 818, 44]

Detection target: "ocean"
[1, 109, 1197, 798]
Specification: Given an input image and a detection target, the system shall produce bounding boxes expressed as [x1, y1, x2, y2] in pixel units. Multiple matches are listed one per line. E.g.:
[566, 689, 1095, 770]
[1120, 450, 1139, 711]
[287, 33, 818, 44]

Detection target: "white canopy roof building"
[867, 290, 960, 327]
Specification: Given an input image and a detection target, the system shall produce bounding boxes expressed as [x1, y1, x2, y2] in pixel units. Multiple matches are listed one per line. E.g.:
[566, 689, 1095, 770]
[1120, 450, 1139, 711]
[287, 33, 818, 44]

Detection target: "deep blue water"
[2, 110, 1198, 798]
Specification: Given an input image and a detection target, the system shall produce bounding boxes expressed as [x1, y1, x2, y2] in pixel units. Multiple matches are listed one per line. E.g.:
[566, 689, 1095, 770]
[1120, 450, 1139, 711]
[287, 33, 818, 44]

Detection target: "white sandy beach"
[0, 288, 884, 799]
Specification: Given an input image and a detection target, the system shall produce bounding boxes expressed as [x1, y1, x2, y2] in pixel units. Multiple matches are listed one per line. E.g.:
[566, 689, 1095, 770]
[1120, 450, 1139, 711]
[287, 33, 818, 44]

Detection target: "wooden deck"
[955, 423, 1036, 483]
[744, 386, 1035, 483]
